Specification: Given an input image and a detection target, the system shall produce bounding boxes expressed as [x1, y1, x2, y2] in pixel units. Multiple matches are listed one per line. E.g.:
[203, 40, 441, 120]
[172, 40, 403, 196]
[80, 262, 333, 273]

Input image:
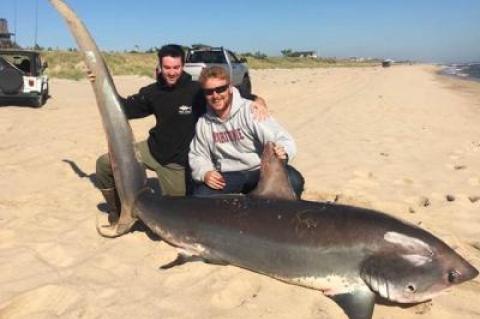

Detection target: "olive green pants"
[95, 141, 186, 196]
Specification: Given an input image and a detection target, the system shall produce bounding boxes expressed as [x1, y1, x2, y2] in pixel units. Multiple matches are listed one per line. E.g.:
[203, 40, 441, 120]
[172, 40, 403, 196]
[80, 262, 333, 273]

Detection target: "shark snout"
[461, 262, 479, 282]
[449, 257, 479, 285]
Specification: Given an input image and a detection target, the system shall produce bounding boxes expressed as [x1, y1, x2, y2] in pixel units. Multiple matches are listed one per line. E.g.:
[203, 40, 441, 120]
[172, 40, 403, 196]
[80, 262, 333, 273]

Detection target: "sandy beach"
[1, 65, 479, 318]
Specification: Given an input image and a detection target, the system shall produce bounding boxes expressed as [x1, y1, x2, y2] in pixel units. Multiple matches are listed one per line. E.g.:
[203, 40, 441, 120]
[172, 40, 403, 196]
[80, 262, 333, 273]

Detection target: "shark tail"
[50, 0, 148, 236]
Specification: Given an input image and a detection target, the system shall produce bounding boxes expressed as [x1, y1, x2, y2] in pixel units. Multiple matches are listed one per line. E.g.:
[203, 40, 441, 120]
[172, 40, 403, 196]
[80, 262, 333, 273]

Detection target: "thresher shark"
[49, 1, 478, 318]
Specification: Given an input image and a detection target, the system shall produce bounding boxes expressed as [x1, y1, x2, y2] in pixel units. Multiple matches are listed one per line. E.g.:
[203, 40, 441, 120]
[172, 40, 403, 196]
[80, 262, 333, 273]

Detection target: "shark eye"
[406, 283, 416, 293]
[448, 270, 460, 283]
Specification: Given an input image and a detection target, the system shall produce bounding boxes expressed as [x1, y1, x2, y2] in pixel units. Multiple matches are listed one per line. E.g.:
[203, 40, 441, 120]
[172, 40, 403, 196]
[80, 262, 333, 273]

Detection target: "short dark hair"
[157, 44, 185, 65]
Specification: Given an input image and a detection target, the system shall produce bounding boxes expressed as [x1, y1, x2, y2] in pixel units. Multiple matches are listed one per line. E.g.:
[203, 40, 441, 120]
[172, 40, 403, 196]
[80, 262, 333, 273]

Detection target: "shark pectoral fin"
[330, 289, 376, 319]
[159, 253, 204, 270]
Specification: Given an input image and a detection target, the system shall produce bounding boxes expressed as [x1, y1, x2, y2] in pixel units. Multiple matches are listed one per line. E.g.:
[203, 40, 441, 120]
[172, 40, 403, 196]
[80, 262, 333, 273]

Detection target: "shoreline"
[433, 68, 480, 100]
[436, 63, 480, 84]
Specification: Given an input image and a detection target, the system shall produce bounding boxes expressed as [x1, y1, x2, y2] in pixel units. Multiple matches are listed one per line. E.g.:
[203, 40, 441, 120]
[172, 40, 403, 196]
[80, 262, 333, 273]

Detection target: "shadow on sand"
[62, 158, 162, 241]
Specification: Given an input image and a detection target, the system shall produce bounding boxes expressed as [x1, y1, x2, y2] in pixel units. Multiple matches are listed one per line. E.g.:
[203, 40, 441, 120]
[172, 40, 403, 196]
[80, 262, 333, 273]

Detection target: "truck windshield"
[187, 51, 226, 64]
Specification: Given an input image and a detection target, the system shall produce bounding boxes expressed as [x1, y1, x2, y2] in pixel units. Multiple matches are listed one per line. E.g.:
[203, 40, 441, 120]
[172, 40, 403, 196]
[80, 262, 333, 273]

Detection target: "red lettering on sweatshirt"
[212, 129, 244, 144]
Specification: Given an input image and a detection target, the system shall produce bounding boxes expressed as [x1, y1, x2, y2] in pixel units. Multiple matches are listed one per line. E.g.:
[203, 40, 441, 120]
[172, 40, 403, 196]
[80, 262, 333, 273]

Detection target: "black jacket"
[121, 72, 206, 166]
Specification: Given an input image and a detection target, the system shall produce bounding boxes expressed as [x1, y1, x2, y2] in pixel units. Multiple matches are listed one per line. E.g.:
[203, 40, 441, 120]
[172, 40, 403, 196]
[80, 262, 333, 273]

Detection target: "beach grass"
[43, 51, 157, 80]
[42, 51, 377, 80]
[244, 56, 377, 69]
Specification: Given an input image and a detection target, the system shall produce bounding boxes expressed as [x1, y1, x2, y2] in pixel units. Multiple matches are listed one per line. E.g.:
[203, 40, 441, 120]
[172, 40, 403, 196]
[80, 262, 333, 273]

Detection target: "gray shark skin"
[48, 0, 147, 237]
[250, 140, 297, 200]
[49, 1, 478, 319]
[135, 192, 478, 318]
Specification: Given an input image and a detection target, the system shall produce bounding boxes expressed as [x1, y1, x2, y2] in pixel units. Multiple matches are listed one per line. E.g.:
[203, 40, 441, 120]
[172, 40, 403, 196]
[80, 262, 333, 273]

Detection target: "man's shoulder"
[196, 112, 210, 124]
[183, 79, 202, 92]
[193, 114, 211, 136]
[138, 82, 160, 95]
[137, 80, 199, 97]
[236, 98, 253, 118]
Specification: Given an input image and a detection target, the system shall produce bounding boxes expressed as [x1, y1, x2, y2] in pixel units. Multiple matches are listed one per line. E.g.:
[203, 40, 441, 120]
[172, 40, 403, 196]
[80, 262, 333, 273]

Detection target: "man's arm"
[87, 70, 153, 119]
[119, 87, 154, 119]
[245, 104, 297, 160]
[240, 91, 269, 121]
[188, 120, 216, 183]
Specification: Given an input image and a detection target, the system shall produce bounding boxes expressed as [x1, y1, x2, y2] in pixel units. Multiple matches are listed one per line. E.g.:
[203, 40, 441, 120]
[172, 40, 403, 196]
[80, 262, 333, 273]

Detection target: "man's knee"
[156, 164, 186, 196]
[286, 165, 305, 198]
[95, 153, 114, 189]
[163, 182, 186, 196]
[96, 153, 111, 173]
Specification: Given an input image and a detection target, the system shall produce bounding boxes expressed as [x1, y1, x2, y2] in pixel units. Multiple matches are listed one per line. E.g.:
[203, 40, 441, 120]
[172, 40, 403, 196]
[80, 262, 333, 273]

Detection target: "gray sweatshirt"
[189, 87, 296, 182]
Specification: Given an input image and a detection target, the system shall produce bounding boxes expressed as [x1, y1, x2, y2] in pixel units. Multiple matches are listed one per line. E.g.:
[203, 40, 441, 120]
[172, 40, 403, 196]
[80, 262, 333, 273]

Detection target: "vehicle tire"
[0, 68, 23, 94]
[239, 74, 252, 96]
[43, 86, 49, 103]
[32, 94, 44, 108]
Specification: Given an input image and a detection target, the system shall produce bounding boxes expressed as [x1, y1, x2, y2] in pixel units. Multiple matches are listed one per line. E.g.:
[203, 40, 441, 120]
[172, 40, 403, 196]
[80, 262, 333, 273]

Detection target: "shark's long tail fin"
[49, 0, 147, 234]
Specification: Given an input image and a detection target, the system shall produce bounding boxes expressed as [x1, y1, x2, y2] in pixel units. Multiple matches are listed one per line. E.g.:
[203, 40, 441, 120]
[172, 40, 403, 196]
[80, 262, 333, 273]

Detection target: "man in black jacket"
[95, 44, 266, 232]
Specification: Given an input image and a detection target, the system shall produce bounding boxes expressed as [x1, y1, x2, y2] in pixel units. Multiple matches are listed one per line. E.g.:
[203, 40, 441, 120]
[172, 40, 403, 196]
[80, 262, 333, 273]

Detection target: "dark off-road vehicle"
[0, 49, 49, 107]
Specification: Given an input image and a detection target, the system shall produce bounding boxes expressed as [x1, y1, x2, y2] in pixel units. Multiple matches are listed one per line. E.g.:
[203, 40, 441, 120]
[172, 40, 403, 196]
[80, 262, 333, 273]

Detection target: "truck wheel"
[32, 94, 45, 108]
[43, 87, 49, 102]
[0, 68, 23, 94]
[240, 75, 252, 96]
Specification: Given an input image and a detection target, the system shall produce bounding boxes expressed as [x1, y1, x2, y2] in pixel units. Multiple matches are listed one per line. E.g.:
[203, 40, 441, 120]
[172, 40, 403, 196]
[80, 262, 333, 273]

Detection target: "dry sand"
[1, 65, 479, 318]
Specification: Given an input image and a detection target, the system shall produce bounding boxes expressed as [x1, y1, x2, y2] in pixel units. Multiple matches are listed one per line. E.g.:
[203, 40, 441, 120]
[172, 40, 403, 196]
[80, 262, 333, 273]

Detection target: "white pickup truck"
[184, 47, 252, 95]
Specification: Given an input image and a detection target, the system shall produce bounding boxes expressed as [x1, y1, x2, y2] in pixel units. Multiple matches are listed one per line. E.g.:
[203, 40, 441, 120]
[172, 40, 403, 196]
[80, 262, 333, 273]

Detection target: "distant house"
[349, 57, 367, 62]
[0, 18, 15, 48]
[290, 51, 318, 58]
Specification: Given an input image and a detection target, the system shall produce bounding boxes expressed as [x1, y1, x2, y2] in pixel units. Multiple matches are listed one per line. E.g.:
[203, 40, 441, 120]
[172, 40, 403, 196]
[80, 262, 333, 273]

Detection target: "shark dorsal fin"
[250, 142, 297, 200]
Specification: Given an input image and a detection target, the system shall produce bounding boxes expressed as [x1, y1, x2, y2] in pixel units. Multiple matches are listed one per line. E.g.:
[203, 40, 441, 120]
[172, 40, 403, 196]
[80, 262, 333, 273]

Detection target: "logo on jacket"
[178, 105, 192, 115]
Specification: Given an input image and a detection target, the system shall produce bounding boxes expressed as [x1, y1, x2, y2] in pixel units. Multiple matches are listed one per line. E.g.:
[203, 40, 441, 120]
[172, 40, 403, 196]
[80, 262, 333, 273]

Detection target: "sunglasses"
[203, 84, 229, 96]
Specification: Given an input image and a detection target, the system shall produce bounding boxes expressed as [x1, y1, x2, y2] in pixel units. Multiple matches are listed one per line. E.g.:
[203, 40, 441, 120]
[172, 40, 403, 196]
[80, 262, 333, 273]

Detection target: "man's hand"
[273, 145, 287, 160]
[251, 96, 269, 121]
[204, 170, 226, 190]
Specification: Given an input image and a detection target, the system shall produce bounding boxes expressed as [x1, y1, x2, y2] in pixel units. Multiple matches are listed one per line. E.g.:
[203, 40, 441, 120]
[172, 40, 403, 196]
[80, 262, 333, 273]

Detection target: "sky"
[1, 0, 479, 63]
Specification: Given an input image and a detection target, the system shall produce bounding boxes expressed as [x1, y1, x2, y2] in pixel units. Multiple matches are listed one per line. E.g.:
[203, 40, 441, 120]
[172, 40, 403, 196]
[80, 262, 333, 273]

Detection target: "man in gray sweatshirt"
[189, 66, 304, 197]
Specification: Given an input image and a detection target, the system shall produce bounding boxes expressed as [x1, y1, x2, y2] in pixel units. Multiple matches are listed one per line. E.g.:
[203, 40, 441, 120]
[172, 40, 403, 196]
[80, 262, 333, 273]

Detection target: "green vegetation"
[241, 51, 268, 60]
[41, 50, 377, 80]
[242, 56, 376, 69]
[43, 51, 157, 80]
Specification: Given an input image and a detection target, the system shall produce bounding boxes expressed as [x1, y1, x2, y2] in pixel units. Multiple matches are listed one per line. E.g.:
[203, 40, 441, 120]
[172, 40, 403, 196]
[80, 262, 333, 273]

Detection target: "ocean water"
[441, 63, 480, 81]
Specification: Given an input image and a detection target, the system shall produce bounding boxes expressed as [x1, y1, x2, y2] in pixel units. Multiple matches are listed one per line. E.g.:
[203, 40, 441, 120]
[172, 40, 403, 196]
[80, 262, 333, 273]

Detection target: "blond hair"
[199, 66, 231, 85]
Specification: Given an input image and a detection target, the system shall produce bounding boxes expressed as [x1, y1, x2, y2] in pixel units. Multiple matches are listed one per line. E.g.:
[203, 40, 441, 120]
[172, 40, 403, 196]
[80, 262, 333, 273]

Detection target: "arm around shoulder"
[247, 106, 297, 160]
